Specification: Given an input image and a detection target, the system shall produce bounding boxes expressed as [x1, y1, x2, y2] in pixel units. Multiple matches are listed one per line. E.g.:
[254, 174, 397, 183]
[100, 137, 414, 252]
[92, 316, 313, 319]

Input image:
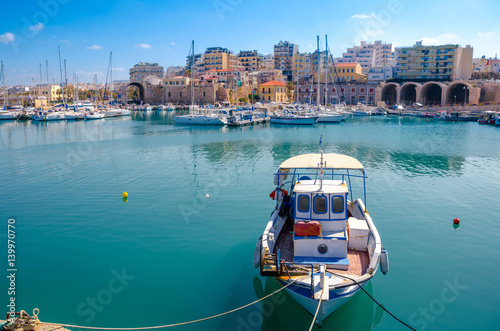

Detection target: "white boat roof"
[279, 153, 364, 171]
[293, 180, 348, 194]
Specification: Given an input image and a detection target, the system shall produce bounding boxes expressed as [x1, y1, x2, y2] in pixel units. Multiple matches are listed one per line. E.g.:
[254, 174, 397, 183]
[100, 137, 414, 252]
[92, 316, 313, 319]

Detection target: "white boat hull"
[316, 115, 342, 123]
[33, 113, 66, 121]
[352, 111, 372, 116]
[270, 116, 316, 125]
[0, 113, 18, 120]
[281, 279, 367, 318]
[174, 115, 225, 125]
[85, 113, 105, 120]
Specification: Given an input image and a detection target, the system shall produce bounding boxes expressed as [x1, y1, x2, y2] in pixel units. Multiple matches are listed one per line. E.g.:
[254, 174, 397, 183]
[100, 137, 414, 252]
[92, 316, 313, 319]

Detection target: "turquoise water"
[1, 113, 500, 330]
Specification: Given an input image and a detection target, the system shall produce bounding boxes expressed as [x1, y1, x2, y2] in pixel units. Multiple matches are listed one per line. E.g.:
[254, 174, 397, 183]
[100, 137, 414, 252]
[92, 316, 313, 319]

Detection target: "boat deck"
[275, 217, 369, 277]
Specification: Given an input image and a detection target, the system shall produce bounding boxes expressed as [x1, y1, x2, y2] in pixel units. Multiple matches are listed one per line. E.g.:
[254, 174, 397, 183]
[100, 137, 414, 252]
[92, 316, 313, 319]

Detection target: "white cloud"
[419, 33, 461, 46]
[478, 32, 495, 38]
[420, 37, 439, 45]
[86, 44, 103, 50]
[59, 39, 70, 46]
[28, 23, 45, 32]
[76, 70, 104, 77]
[112, 67, 124, 72]
[171, 42, 176, 46]
[135, 43, 151, 49]
[351, 13, 377, 19]
[0, 32, 15, 44]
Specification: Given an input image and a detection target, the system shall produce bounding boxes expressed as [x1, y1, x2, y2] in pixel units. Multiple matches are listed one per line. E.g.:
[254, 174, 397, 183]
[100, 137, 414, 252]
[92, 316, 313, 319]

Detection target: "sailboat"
[315, 36, 342, 123]
[174, 41, 227, 125]
[0, 62, 19, 120]
[85, 75, 104, 120]
[253, 139, 388, 326]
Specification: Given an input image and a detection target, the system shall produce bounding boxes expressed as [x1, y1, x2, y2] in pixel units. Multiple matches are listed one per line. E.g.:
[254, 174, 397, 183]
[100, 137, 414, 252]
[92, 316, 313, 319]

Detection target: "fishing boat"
[478, 111, 497, 125]
[495, 116, 500, 126]
[227, 111, 253, 126]
[253, 144, 388, 326]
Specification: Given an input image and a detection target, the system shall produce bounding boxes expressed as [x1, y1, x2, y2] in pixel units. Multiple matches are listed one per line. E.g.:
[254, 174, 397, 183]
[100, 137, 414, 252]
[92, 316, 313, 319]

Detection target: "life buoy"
[269, 188, 288, 200]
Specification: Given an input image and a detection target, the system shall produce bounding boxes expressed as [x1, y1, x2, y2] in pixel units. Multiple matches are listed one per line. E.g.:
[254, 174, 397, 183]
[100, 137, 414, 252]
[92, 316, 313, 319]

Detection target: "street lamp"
[463, 85, 468, 105]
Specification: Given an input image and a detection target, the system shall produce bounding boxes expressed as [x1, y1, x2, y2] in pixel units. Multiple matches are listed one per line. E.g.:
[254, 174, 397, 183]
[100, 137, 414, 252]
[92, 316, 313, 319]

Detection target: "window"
[298, 195, 310, 212]
[351, 88, 356, 93]
[331, 196, 344, 213]
[369, 88, 374, 93]
[332, 88, 336, 93]
[313, 196, 327, 214]
[360, 88, 365, 93]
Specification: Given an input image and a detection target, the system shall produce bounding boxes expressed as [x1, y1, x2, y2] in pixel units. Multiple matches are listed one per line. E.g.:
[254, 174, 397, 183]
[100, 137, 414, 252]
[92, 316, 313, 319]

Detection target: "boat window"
[313, 196, 327, 214]
[298, 195, 310, 212]
[331, 196, 344, 213]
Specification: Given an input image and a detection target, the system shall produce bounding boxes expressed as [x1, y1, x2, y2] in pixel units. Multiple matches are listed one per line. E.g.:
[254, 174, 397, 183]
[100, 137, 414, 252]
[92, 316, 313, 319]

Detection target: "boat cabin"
[291, 179, 350, 269]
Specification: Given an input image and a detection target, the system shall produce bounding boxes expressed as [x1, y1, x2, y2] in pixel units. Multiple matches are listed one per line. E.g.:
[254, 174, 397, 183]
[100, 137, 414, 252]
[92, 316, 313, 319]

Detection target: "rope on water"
[331, 272, 416, 331]
[307, 287, 325, 331]
[42, 276, 307, 330]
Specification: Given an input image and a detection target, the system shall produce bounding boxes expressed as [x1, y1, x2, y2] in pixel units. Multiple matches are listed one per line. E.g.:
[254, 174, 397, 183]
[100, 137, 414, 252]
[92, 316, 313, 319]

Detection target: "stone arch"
[123, 82, 145, 104]
[420, 82, 444, 106]
[400, 82, 420, 106]
[381, 83, 399, 106]
[445, 82, 470, 105]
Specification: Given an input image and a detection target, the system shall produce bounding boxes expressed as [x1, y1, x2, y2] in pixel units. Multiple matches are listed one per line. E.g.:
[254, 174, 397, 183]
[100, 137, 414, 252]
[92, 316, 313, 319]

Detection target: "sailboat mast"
[58, 46, 64, 106]
[64, 59, 68, 107]
[110, 51, 113, 103]
[39, 64, 43, 102]
[46, 60, 49, 106]
[316, 35, 320, 108]
[325, 35, 328, 107]
[296, 50, 299, 104]
[1, 62, 6, 108]
[191, 40, 194, 109]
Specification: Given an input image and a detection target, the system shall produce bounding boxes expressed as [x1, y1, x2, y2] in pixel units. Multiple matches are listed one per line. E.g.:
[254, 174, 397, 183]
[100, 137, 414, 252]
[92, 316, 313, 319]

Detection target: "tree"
[238, 97, 248, 103]
[248, 93, 260, 102]
[286, 81, 295, 102]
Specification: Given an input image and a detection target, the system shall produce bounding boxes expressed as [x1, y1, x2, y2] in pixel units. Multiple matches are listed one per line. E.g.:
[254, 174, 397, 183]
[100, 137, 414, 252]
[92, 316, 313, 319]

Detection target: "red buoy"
[453, 218, 460, 224]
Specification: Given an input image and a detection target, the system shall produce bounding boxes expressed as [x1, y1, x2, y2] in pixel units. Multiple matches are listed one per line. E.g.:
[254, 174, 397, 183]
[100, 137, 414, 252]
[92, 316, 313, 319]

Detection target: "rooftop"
[260, 80, 287, 86]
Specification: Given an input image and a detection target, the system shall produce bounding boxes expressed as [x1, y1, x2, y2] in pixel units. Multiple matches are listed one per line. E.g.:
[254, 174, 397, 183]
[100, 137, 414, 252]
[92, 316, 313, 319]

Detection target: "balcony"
[399, 59, 409, 64]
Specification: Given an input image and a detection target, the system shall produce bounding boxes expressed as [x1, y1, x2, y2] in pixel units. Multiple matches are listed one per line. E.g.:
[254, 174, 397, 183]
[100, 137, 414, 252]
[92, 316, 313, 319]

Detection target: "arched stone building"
[375, 81, 482, 106]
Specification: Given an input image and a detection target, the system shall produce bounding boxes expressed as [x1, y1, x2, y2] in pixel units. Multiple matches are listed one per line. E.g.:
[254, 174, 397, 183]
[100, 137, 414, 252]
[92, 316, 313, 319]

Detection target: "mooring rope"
[38, 276, 307, 330]
[330, 272, 416, 331]
[307, 286, 325, 331]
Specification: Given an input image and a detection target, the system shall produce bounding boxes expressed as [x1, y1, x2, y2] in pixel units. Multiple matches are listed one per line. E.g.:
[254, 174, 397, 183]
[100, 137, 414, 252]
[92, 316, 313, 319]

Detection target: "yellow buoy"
[122, 191, 128, 198]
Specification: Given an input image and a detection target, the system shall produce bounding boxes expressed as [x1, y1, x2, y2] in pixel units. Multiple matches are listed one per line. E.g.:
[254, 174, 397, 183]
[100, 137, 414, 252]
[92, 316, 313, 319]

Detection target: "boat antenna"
[319, 134, 324, 191]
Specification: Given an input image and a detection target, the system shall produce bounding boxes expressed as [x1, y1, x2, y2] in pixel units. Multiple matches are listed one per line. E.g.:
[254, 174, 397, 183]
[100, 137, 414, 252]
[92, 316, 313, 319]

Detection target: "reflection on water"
[250, 277, 380, 330]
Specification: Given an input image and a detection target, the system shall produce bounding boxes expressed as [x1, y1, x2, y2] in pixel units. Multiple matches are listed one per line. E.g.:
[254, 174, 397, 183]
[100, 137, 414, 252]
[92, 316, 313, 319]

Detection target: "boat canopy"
[279, 153, 364, 171]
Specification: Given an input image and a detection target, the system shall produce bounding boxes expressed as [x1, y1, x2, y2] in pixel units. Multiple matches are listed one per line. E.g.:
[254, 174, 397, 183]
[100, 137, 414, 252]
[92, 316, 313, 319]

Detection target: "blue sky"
[1, 0, 499, 85]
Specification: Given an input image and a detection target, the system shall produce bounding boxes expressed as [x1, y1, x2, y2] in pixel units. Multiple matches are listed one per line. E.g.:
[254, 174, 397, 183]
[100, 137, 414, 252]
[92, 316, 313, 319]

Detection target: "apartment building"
[395, 41, 473, 81]
[274, 41, 298, 81]
[129, 62, 164, 82]
[237, 50, 262, 72]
